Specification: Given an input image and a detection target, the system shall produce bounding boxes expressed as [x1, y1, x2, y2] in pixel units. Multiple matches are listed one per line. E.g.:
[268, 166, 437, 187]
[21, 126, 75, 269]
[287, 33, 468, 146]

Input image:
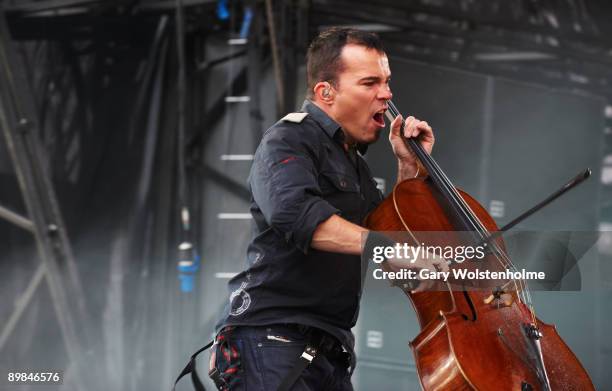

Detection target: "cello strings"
[430, 163, 534, 314]
[429, 154, 532, 311]
[416, 125, 536, 320]
[387, 101, 533, 313]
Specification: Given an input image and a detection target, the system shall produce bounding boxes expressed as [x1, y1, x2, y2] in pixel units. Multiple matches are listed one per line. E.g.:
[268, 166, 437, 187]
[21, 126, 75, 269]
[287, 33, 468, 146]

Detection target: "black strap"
[276, 344, 319, 391]
[173, 340, 214, 391]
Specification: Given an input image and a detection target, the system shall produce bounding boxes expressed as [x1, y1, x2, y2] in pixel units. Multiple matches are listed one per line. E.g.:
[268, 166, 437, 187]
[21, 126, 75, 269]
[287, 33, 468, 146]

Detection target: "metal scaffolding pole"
[0, 9, 101, 391]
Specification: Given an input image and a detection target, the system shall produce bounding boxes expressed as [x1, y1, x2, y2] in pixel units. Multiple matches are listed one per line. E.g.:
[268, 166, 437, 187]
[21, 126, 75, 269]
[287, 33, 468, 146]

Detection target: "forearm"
[311, 214, 368, 255]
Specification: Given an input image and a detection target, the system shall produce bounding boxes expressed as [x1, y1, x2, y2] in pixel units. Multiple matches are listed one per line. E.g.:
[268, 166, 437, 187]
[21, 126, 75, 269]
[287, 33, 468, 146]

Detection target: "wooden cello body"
[364, 102, 595, 390]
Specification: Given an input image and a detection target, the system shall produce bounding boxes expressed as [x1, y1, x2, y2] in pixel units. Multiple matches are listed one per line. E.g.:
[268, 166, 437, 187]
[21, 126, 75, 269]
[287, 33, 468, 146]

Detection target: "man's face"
[329, 44, 392, 145]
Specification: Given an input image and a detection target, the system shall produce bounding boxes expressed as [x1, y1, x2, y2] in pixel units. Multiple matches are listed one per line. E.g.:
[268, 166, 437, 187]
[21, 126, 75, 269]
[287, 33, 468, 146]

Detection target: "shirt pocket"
[318, 171, 362, 222]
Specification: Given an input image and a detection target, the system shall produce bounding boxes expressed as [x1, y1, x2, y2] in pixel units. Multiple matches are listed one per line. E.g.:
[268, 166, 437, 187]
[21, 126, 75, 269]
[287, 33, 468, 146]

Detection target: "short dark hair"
[306, 27, 385, 98]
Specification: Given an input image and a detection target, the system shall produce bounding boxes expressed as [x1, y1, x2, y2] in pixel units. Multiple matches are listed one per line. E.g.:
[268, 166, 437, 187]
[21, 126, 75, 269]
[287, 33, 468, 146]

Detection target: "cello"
[363, 100, 595, 390]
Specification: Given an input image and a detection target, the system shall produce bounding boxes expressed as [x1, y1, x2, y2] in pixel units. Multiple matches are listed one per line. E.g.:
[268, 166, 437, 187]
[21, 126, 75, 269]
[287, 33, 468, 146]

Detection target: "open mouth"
[372, 110, 386, 127]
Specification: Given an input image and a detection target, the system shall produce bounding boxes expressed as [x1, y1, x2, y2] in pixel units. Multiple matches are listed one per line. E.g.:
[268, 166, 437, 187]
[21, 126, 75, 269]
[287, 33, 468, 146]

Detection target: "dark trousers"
[209, 324, 354, 391]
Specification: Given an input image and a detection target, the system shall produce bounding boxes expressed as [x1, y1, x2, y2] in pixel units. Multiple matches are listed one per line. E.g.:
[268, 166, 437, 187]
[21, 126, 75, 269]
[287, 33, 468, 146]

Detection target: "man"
[211, 27, 447, 390]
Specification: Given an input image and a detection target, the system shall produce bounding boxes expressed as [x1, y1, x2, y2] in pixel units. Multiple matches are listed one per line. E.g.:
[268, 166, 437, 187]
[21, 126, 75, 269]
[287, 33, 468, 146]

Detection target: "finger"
[410, 266, 431, 294]
[416, 128, 433, 143]
[416, 121, 432, 135]
[411, 118, 421, 138]
[400, 117, 409, 138]
[428, 255, 448, 269]
[403, 116, 415, 138]
[390, 115, 403, 137]
[433, 258, 450, 273]
[411, 279, 433, 293]
[428, 255, 449, 272]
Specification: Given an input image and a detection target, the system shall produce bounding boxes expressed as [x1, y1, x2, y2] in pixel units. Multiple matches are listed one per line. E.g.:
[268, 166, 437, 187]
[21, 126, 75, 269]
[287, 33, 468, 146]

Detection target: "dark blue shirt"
[216, 100, 384, 354]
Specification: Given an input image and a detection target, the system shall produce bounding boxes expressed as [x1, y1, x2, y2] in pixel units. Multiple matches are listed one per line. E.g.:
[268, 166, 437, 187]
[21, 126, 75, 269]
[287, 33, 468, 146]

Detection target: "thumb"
[390, 114, 403, 137]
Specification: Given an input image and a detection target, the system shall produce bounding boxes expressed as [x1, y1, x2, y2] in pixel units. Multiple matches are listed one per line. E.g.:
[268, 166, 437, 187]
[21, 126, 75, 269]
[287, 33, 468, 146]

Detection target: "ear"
[313, 81, 334, 104]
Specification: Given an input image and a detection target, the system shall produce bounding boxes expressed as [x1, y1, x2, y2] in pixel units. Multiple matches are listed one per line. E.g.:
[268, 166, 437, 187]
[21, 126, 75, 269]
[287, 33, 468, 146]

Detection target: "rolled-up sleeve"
[250, 131, 338, 253]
